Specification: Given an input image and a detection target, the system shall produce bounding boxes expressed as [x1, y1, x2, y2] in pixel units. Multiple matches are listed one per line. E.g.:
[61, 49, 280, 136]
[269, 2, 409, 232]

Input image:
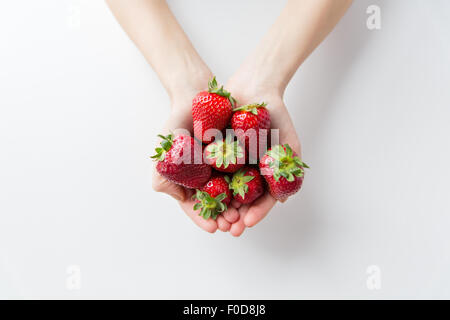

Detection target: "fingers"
[231, 199, 242, 209]
[178, 198, 218, 233]
[152, 169, 186, 201]
[244, 192, 277, 228]
[222, 206, 240, 224]
[230, 205, 249, 237]
[217, 216, 231, 232]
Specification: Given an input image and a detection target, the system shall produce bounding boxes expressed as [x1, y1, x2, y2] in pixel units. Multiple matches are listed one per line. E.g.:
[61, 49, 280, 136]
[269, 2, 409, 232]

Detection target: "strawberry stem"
[267, 144, 309, 182]
[206, 135, 244, 169]
[151, 134, 173, 162]
[233, 102, 267, 115]
[229, 168, 255, 199]
[208, 76, 236, 108]
[192, 190, 228, 220]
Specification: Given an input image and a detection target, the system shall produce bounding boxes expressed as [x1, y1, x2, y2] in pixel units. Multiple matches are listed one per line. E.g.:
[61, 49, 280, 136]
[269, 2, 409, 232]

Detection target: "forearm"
[232, 0, 353, 97]
[106, 0, 212, 102]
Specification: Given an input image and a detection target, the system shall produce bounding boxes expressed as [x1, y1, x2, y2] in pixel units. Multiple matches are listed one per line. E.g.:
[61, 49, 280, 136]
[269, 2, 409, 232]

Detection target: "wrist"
[227, 74, 285, 109]
[227, 64, 287, 102]
[167, 68, 213, 110]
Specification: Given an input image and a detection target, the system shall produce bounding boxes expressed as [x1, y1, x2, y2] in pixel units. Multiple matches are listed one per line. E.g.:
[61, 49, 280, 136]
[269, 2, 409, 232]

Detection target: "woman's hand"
[151, 84, 240, 234]
[223, 81, 302, 237]
[108, 0, 351, 235]
[221, 0, 354, 236]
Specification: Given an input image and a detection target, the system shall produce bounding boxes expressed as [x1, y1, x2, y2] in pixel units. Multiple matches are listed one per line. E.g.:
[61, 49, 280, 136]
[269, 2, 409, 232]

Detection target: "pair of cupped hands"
[152, 72, 302, 237]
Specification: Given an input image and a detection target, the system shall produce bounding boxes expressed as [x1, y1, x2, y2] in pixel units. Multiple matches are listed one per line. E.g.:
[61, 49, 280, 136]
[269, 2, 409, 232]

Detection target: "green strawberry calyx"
[208, 76, 236, 108]
[151, 134, 173, 162]
[233, 102, 267, 115]
[267, 144, 310, 182]
[192, 190, 228, 220]
[228, 169, 255, 199]
[206, 135, 244, 169]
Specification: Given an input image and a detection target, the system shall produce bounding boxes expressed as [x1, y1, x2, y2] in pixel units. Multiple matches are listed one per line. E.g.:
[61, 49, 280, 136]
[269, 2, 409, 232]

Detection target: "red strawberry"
[192, 77, 235, 144]
[193, 174, 232, 220]
[151, 134, 211, 189]
[204, 135, 245, 173]
[231, 102, 271, 160]
[227, 167, 264, 204]
[259, 144, 309, 200]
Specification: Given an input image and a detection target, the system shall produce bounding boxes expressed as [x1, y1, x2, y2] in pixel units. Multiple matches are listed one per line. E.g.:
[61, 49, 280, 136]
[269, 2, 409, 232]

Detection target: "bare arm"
[106, 0, 227, 234]
[106, 0, 353, 236]
[229, 0, 353, 98]
[106, 0, 212, 103]
[227, 0, 353, 235]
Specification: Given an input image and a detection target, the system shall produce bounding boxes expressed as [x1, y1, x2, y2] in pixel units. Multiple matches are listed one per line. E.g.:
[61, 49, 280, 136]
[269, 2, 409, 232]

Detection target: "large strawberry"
[204, 135, 245, 173]
[231, 102, 271, 161]
[259, 144, 309, 200]
[151, 134, 211, 189]
[227, 167, 264, 204]
[193, 174, 232, 220]
[192, 77, 235, 144]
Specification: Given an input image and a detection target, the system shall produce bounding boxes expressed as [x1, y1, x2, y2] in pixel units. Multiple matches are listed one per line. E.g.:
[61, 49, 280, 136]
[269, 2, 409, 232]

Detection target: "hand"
[223, 82, 302, 237]
[151, 86, 240, 234]
[108, 0, 350, 236]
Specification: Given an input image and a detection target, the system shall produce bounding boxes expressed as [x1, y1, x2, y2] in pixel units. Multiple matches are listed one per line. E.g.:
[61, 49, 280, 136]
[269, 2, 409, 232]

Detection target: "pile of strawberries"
[152, 77, 308, 220]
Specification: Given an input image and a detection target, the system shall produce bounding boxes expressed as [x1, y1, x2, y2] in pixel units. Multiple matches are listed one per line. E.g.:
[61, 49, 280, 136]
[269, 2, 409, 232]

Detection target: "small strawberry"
[227, 167, 264, 204]
[259, 144, 309, 200]
[204, 135, 245, 173]
[151, 134, 211, 189]
[193, 174, 232, 220]
[231, 102, 271, 160]
[192, 77, 236, 144]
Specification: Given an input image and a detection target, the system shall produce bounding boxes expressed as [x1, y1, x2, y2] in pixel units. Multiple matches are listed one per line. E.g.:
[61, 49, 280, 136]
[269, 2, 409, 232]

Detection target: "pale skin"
[106, 0, 353, 236]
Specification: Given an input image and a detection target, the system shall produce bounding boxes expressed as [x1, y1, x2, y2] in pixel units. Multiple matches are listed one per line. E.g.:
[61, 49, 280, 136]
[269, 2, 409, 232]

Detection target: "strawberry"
[259, 144, 309, 200]
[231, 102, 271, 160]
[227, 167, 264, 204]
[151, 134, 211, 189]
[193, 174, 232, 220]
[204, 135, 245, 173]
[192, 77, 235, 144]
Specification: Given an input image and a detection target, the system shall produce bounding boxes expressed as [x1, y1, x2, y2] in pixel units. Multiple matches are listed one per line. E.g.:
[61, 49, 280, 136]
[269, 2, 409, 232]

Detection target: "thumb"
[152, 170, 186, 201]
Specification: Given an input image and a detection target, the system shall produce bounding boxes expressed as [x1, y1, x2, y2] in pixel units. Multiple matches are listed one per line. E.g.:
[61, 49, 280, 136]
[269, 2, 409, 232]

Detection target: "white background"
[1, 0, 449, 299]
